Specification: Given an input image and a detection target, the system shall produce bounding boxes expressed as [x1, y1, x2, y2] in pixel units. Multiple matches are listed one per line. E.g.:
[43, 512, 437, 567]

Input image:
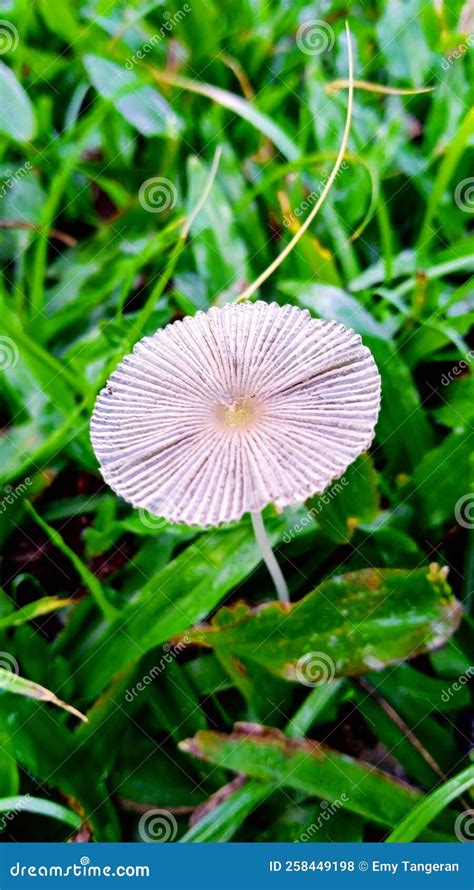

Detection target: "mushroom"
[90, 24, 381, 602]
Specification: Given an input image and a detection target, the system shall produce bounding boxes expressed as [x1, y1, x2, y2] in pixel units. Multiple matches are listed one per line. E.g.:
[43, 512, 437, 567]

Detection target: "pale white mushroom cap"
[91, 301, 381, 527]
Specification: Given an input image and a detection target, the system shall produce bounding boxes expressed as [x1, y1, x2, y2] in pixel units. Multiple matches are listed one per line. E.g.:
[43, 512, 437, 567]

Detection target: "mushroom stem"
[251, 511, 289, 604]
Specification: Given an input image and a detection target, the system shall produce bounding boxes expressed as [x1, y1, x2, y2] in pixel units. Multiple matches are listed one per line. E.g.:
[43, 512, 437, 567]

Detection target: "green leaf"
[0, 696, 120, 840]
[0, 673, 87, 723]
[153, 69, 299, 160]
[432, 376, 474, 428]
[186, 154, 249, 296]
[307, 454, 379, 544]
[369, 339, 434, 471]
[0, 796, 82, 830]
[0, 62, 36, 142]
[0, 731, 19, 798]
[83, 55, 182, 137]
[377, 0, 433, 85]
[287, 283, 388, 338]
[180, 723, 424, 830]
[0, 596, 72, 630]
[412, 428, 474, 529]
[25, 502, 117, 621]
[37, 0, 81, 42]
[386, 764, 474, 842]
[183, 566, 461, 682]
[281, 283, 433, 470]
[111, 735, 206, 809]
[70, 515, 289, 700]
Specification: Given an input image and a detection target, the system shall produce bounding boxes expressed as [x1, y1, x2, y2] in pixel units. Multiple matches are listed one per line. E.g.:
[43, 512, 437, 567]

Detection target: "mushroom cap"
[91, 301, 381, 526]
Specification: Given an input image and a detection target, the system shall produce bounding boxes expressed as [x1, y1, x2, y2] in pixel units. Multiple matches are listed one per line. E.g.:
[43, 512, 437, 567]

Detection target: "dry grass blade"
[2, 673, 88, 723]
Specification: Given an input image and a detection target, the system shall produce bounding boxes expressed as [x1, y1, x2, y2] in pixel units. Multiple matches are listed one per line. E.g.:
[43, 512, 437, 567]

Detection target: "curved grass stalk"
[236, 151, 379, 247]
[0, 796, 82, 830]
[235, 21, 355, 304]
[326, 78, 435, 95]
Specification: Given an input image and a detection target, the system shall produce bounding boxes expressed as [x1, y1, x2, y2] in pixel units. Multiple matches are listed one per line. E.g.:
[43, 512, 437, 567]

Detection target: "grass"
[0, 0, 473, 843]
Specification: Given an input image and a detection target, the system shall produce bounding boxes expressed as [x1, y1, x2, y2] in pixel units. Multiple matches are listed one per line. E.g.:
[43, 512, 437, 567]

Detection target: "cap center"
[221, 399, 256, 429]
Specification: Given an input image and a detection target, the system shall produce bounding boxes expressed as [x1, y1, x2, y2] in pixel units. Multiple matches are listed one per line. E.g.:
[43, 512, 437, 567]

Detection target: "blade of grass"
[385, 764, 474, 842]
[150, 69, 299, 161]
[24, 501, 118, 621]
[326, 79, 435, 95]
[0, 796, 82, 829]
[417, 107, 474, 259]
[0, 596, 72, 629]
[1, 673, 87, 723]
[236, 21, 354, 303]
